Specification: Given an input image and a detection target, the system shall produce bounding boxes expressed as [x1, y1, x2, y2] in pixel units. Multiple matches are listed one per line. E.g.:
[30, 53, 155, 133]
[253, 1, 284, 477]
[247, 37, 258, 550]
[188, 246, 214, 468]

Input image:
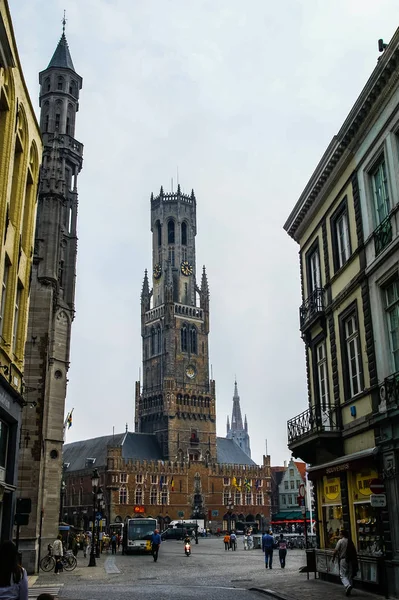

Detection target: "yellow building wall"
[0, 0, 42, 392]
[343, 430, 375, 455]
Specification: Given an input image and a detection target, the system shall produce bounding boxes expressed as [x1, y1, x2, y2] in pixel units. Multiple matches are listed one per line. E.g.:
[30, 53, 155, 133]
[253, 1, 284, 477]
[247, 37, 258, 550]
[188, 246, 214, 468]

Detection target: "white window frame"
[336, 211, 350, 268]
[309, 249, 321, 292]
[0, 262, 9, 338]
[12, 284, 21, 351]
[345, 315, 362, 397]
[372, 159, 390, 226]
[385, 280, 399, 373]
[316, 341, 329, 411]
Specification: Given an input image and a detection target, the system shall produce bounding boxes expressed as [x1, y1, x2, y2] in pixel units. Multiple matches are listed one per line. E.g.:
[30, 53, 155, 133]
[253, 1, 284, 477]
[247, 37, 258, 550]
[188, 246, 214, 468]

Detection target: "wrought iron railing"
[299, 288, 325, 331]
[287, 404, 340, 445]
[374, 215, 392, 256]
[378, 370, 399, 411]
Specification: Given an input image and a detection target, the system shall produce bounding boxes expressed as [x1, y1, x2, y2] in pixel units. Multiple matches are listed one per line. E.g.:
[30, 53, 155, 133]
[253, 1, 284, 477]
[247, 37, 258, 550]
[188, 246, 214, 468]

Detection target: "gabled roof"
[48, 33, 75, 70]
[122, 432, 163, 461]
[216, 437, 256, 466]
[295, 461, 306, 480]
[63, 433, 125, 471]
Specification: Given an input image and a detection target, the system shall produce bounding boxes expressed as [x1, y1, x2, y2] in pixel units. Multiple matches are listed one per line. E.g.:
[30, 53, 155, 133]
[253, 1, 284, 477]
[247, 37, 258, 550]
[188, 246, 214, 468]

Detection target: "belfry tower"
[135, 186, 216, 463]
[226, 381, 251, 458]
[17, 22, 83, 572]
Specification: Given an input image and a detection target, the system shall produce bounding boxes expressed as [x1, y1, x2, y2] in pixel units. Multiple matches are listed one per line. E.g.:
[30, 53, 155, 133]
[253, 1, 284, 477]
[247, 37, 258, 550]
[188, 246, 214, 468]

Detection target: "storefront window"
[321, 475, 343, 549]
[323, 504, 343, 549]
[355, 503, 382, 556]
[0, 420, 8, 474]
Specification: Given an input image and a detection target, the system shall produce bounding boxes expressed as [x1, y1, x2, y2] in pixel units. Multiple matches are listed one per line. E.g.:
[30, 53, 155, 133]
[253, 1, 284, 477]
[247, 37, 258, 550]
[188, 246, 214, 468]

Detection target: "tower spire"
[62, 10, 66, 34]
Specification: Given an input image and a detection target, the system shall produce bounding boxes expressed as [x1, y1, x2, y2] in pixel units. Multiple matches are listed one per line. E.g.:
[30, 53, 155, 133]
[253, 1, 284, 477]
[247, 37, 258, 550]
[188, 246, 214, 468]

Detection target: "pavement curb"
[249, 587, 293, 600]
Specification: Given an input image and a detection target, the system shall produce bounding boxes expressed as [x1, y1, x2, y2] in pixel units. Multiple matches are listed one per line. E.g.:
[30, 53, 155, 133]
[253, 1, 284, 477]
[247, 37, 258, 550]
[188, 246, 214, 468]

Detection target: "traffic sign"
[298, 483, 306, 498]
[96, 512, 102, 520]
[370, 493, 386, 508]
[369, 479, 385, 494]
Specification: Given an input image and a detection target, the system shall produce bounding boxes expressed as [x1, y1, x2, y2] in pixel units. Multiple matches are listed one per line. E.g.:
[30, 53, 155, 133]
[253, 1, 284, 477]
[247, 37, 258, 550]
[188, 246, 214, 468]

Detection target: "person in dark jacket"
[151, 530, 161, 562]
[278, 534, 287, 568]
[262, 530, 274, 569]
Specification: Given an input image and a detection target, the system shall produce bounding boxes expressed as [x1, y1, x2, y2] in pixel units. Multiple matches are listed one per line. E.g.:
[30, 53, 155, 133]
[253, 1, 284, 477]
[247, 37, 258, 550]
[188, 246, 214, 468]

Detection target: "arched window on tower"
[181, 222, 187, 245]
[69, 80, 76, 96]
[168, 220, 175, 244]
[45, 77, 51, 92]
[157, 326, 161, 354]
[157, 222, 162, 246]
[190, 326, 197, 354]
[57, 76, 64, 91]
[151, 328, 156, 355]
[181, 325, 188, 352]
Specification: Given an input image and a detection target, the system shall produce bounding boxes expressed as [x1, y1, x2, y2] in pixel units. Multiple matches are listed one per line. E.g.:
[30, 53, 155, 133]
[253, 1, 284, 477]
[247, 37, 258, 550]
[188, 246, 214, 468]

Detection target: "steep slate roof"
[63, 432, 256, 471]
[48, 33, 75, 70]
[216, 437, 256, 466]
[295, 461, 306, 480]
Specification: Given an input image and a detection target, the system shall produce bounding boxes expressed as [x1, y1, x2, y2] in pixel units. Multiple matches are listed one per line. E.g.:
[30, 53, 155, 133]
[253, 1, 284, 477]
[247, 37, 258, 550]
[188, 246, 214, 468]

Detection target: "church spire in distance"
[226, 380, 251, 458]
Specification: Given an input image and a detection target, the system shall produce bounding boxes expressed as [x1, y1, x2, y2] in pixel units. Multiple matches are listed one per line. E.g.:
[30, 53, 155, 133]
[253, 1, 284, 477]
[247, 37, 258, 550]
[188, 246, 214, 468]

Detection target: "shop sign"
[370, 494, 386, 508]
[134, 505, 145, 514]
[323, 476, 340, 501]
[356, 470, 378, 496]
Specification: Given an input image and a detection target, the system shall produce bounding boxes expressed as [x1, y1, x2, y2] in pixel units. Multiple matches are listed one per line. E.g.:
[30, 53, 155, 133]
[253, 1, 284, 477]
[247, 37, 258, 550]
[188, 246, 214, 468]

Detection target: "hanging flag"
[171, 477, 174, 492]
[232, 476, 237, 488]
[255, 479, 260, 490]
[67, 409, 73, 429]
[244, 478, 251, 491]
[159, 475, 163, 489]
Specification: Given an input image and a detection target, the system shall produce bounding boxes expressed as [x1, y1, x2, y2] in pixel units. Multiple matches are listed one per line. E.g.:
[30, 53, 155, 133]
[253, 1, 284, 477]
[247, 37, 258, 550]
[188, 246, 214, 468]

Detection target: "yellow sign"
[355, 470, 378, 497]
[323, 476, 340, 501]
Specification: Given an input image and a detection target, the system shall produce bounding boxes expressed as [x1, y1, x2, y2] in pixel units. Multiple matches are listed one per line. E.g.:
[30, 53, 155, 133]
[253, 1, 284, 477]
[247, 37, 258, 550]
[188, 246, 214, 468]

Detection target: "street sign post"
[370, 494, 386, 508]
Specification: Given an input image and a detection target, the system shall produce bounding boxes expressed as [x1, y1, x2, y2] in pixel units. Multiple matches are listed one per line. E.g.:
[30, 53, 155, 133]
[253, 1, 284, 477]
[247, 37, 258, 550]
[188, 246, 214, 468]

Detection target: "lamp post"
[193, 506, 199, 544]
[95, 487, 103, 557]
[88, 468, 99, 567]
[226, 498, 234, 533]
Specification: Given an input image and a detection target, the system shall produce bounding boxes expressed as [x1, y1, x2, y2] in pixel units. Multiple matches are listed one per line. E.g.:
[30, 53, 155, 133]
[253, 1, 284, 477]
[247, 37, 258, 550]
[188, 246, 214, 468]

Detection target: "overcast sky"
[10, 1, 399, 467]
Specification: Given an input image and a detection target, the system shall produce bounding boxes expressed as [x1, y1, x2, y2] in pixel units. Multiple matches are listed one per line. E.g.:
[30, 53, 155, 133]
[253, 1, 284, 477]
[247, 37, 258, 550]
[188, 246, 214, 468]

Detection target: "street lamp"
[226, 498, 234, 533]
[88, 468, 99, 567]
[193, 506, 199, 544]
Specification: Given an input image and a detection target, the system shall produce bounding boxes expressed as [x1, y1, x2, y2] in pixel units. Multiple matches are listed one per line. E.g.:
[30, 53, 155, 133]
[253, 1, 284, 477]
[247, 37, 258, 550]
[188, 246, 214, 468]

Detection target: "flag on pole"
[67, 409, 73, 429]
[244, 478, 251, 491]
[171, 477, 174, 492]
[159, 475, 163, 489]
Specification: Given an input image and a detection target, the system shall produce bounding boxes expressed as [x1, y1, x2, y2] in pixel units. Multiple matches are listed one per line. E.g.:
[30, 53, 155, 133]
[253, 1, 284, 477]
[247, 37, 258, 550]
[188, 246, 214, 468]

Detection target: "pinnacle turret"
[48, 32, 75, 71]
[141, 269, 150, 298]
[201, 266, 209, 296]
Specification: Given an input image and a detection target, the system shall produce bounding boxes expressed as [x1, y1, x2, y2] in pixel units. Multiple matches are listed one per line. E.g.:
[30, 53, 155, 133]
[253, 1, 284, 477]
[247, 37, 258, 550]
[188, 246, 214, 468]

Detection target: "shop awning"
[307, 447, 378, 477]
[271, 511, 311, 522]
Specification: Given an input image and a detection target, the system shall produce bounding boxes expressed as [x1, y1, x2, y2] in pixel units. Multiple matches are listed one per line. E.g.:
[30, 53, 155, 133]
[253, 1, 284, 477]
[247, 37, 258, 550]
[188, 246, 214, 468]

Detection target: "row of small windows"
[120, 486, 170, 505]
[222, 491, 265, 506]
[156, 220, 188, 246]
[43, 76, 78, 97]
[176, 395, 210, 407]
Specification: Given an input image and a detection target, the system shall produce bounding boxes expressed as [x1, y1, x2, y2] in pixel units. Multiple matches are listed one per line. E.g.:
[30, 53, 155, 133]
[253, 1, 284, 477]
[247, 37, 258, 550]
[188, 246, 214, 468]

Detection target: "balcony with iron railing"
[287, 404, 341, 464]
[374, 215, 393, 257]
[377, 370, 399, 414]
[299, 288, 325, 333]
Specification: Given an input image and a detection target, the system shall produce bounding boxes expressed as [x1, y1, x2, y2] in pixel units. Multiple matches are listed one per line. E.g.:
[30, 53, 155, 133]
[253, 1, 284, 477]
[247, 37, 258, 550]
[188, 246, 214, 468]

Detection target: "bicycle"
[40, 545, 77, 572]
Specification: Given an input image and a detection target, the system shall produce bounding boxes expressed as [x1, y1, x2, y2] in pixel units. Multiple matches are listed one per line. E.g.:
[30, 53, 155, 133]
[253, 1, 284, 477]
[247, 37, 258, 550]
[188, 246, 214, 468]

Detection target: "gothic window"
[161, 489, 168, 505]
[135, 487, 143, 505]
[168, 247, 175, 266]
[69, 80, 76, 95]
[58, 260, 64, 288]
[256, 492, 263, 506]
[168, 220, 175, 244]
[245, 491, 252, 505]
[45, 77, 50, 92]
[150, 487, 158, 505]
[151, 328, 156, 355]
[223, 491, 230, 505]
[181, 325, 188, 352]
[55, 113, 60, 131]
[57, 76, 64, 91]
[235, 491, 241, 505]
[157, 222, 162, 246]
[136, 473, 143, 484]
[157, 326, 161, 353]
[190, 326, 197, 354]
[181, 222, 187, 245]
[119, 486, 127, 504]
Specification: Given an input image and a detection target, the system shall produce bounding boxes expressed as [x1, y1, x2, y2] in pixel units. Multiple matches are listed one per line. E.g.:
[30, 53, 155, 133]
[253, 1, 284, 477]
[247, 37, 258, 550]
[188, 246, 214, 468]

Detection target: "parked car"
[161, 528, 185, 541]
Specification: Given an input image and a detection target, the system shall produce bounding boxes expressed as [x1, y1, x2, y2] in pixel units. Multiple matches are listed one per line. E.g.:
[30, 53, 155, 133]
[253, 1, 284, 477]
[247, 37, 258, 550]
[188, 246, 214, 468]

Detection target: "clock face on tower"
[186, 365, 196, 379]
[153, 264, 162, 280]
[181, 261, 193, 276]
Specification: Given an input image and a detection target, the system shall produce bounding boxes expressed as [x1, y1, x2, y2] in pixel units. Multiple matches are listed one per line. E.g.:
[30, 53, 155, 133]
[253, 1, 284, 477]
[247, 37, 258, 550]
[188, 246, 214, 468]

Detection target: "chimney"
[284, 460, 287, 468]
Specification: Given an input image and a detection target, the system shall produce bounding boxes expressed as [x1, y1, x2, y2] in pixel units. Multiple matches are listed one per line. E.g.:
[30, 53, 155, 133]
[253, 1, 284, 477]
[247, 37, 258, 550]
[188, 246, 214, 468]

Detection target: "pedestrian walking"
[278, 533, 287, 568]
[333, 530, 358, 596]
[0, 540, 28, 600]
[111, 532, 117, 555]
[151, 529, 161, 562]
[223, 533, 231, 551]
[82, 535, 89, 558]
[52, 535, 64, 575]
[262, 530, 274, 569]
[230, 532, 237, 551]
[243, 534, 248, 550]
[247, 533, 253, 550]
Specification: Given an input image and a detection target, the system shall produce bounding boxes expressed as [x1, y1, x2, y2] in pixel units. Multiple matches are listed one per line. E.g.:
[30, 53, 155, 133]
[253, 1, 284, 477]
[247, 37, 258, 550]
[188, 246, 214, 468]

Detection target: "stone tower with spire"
[226, 381, 251, 458]
[17, 22, 83, 572]
[135, 186, 216, 463]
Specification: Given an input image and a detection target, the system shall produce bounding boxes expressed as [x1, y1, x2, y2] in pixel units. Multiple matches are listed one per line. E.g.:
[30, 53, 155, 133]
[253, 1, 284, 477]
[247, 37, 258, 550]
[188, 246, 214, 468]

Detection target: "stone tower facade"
[17, 27, 83, 572]
[135, 186, 216, 463]
[226, 381, 251, 458]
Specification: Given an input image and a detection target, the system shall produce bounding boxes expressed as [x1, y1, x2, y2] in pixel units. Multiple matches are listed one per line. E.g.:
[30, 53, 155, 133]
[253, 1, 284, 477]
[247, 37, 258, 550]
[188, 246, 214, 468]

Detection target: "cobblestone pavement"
[30, 538, 385, 600]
